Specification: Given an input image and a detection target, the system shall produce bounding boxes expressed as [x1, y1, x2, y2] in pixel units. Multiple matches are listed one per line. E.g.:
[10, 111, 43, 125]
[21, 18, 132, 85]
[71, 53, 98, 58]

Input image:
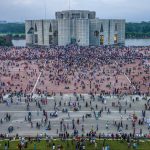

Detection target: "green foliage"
[0, 139, 150, 150]
[0, 23, 25, 34]
[0, 36, 13, 46]
[126, 22, 150, 38]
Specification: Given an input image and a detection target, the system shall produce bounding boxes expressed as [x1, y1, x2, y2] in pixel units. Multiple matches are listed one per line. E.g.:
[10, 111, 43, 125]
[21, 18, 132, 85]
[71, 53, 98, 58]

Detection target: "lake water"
[12, 40, 26, 47]
[12, 39, 150, 47]
[125, 39, 150, 46]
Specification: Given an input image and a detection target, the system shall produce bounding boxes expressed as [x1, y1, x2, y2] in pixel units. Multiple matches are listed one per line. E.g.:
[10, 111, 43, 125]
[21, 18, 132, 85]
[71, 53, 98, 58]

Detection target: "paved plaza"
[0, 94, 150, 137]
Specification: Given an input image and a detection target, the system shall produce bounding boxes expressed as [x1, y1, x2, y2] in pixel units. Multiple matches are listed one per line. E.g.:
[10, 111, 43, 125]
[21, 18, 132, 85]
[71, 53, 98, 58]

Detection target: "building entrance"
[114, 34, 118, 44]
[100, 35, 104, 45]
[71, 38, 76, 44]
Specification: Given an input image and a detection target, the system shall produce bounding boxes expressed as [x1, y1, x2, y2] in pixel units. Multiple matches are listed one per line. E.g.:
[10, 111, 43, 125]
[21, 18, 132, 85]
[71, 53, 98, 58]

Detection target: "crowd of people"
[0, 45, 149, 149]
[0, 130, 146, 150]
[0, 45, 149, 97]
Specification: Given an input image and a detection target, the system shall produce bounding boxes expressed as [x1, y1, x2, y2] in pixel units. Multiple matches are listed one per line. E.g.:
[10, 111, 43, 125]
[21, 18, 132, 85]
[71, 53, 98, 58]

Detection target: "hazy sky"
[0, 0, 150, 22]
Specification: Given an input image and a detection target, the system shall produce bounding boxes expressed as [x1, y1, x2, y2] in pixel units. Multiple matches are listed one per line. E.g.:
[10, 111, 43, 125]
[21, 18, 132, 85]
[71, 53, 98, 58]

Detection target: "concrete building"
[25, 10, 125, 46]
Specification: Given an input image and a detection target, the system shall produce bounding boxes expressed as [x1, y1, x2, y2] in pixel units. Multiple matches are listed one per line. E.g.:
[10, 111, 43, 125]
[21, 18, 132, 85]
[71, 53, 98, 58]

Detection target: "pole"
[69, 0, 70, 10]
[44, 0, 47, 19]
[68, 0, 71, 44]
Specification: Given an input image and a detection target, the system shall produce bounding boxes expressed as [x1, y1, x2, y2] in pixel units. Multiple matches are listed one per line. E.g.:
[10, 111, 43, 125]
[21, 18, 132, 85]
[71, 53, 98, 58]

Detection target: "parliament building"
[25, 10, 125, 46]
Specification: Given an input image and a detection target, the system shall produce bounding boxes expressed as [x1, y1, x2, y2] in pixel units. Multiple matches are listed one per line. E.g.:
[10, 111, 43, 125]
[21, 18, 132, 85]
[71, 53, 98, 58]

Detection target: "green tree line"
[0, 22, 150, 39]
[126, 22, 150, 38]
[0, 23, 25, 34]
[0, 36, 13, 46]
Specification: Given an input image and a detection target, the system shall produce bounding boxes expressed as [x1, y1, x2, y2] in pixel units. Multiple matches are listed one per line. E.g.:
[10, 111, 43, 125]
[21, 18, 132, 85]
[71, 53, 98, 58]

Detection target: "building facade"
[25, 10, 125, 46]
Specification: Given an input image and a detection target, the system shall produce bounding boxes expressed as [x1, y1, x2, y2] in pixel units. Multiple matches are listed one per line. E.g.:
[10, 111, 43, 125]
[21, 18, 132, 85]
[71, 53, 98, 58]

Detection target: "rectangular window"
[115, 23, 118, 31]
[49, 35, 53, 44]
[100, 35, 104, 45]
[114, 34, 118, 44]
[72, 13, 80, 19]
[35, 34, 38, 43]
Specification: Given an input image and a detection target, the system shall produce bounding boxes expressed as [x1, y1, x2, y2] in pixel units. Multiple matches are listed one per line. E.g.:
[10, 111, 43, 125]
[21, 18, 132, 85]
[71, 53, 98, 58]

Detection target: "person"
[52, 143, 55, 150]
[106, 145, 110, 150]
[82, 145, 85, 150]
[133, 143, 138, 149]
[34, 143, 36, 150]
[95, 142, 97, 149]
[102, 146, 105, 150]
[4, 143, 8, 150]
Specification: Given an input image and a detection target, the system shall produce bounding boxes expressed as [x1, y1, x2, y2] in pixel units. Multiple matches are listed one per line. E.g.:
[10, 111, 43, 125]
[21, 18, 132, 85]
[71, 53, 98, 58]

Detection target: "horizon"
[1, 20, 150, 24]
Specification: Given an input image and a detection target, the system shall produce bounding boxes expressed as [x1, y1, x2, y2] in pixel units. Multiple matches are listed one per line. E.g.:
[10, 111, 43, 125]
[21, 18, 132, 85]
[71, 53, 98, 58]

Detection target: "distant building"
[25, 10, 125, 46]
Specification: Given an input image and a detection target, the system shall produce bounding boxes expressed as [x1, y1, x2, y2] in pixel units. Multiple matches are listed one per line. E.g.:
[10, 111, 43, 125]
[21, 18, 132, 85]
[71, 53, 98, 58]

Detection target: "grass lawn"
[0, 139, 150, 150]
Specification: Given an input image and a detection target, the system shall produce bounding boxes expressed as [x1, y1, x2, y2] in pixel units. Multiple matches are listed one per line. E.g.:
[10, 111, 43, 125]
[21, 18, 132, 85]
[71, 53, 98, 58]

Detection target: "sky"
[0, 0, 150, 22]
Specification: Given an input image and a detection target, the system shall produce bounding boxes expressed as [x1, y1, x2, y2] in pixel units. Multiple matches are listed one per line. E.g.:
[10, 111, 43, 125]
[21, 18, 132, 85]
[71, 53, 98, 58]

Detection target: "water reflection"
[12, 39, 150, 47]
[126, 39, 150, 46]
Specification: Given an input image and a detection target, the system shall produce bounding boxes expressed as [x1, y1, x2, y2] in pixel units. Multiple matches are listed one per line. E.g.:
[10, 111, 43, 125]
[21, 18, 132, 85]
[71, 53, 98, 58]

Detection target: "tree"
[0, 36, 13, 46]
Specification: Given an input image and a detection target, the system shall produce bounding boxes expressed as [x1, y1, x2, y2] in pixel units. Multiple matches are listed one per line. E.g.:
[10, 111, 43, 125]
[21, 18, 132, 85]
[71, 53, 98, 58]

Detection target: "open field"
[0, 139, 150, 150]
[0, 94, 150, 136]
